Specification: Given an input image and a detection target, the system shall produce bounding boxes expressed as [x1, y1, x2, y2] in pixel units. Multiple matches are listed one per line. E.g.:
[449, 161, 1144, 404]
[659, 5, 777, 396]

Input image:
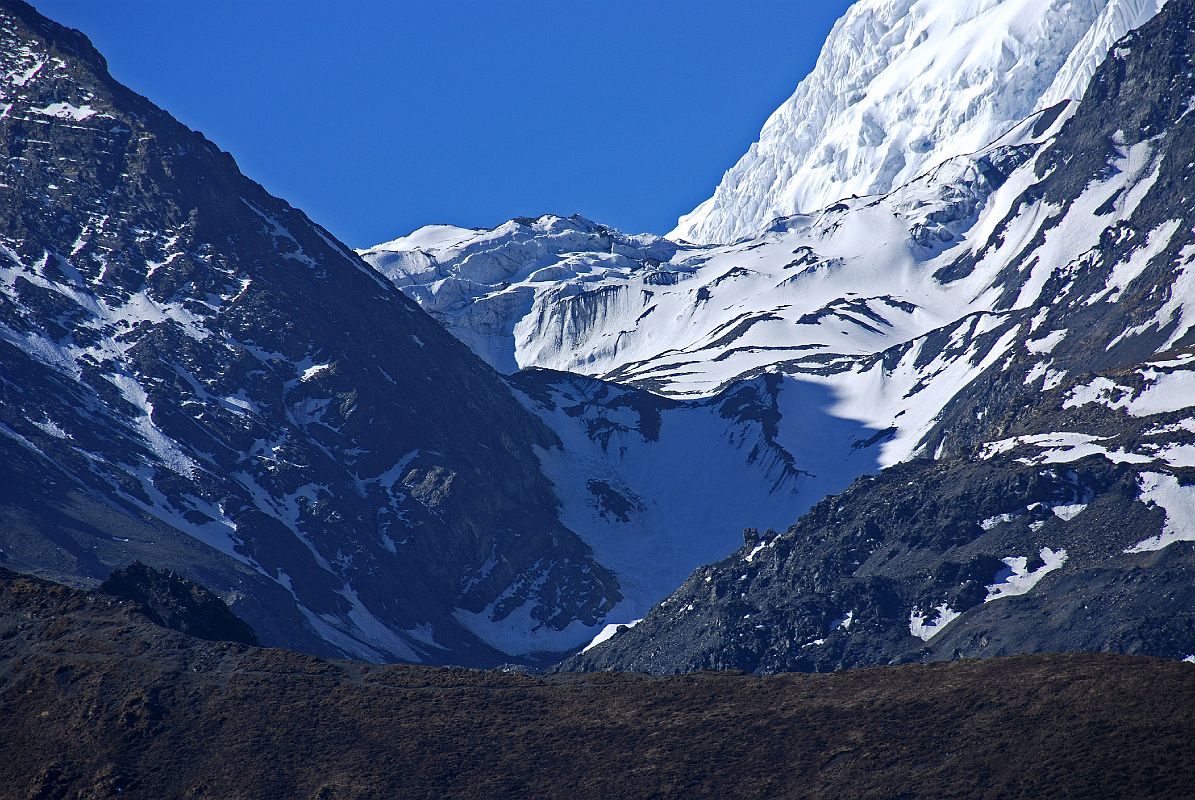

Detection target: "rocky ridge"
[0, 0, 617, 665]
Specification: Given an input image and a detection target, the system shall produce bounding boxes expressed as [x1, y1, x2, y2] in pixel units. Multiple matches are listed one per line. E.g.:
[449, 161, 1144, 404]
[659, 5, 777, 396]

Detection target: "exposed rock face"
[99, 561, 258, 645]
[568, 0, 1195, 673]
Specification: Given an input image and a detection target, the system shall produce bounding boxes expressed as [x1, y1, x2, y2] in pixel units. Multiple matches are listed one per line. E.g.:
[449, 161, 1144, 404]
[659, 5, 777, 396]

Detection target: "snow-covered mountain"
[670, 0, 1165, 245]
[7, 0, 1195, 677]
[370, 0, 1195, 672]
[571, 0, 1195, 672]
[364, 104, 1072, 453]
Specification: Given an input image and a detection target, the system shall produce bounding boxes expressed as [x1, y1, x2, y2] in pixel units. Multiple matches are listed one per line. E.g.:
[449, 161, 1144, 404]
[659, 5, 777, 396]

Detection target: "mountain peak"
[671, 0, 1164, 245]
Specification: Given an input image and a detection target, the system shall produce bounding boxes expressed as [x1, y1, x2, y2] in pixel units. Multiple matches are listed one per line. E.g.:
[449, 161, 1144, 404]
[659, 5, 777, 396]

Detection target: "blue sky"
[34, 1, 854, 247]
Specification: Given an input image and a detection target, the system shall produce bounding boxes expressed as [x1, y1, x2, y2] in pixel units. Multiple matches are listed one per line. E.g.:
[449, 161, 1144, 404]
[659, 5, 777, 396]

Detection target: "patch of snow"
[1125, 473, 1195, 553]
[106, 373, 199, 477]
[980, 513, 1018, 530]
[980, 432, 1151, 465]
[1146, 419, 1195, 437]
[909, 604, 961, 642]
[581, 619, 643, 653]
[1126, 370, 1195, 417]
[984, 547, 1069, 602]
[1102, 219, 1183, 302]
[367, 449, 420, 489]
[1063, 376, 1134, 410]
[1149, 443, 1195, 468]
[32, 418, 67, 439]
[1050, 502, 1088, 521]
[7, 57, 44, 87]
[981, 432, 1101, 459]
[1067, 369, 1195, 417]
[338, 586, 422, 662]
[301, 362, 331, 382]
[218, 394, 257, 417]
[1041, 369, 1067, 391]
[0, 422, 49, 460]
[744, 541, 769, 562]
[30, 101, 96, 121]
[1026, 329, 1067, 354]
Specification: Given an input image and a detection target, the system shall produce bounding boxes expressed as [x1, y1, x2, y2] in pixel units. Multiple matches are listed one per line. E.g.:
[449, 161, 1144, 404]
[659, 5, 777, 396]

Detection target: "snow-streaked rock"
[0, 3, 633, 667]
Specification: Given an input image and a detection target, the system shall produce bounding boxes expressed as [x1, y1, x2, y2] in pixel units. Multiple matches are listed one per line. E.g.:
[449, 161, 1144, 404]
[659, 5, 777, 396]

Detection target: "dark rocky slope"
[99, 561, 258, 645]
[0, 0, 617, 665]
[2, 569, 1193, 800]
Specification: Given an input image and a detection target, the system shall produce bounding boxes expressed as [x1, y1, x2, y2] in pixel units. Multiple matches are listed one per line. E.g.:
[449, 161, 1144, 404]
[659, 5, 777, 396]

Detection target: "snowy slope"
[508, 370, 881, 638]
[365, 104, 1073, 466]
[670, 0, 1164, 244]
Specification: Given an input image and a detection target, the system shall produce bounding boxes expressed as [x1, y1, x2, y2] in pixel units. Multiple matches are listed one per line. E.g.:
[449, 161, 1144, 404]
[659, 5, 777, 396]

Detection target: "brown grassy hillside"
[1, 568, 1192, 799]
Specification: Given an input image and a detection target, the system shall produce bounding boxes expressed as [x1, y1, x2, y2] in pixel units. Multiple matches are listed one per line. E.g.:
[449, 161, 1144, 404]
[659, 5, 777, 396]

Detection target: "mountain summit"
[671, 0, 1164, 244]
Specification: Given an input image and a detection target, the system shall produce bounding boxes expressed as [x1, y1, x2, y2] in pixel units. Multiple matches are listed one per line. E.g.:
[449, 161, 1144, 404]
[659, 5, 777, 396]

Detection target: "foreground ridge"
[1, 568, 1193, 800]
